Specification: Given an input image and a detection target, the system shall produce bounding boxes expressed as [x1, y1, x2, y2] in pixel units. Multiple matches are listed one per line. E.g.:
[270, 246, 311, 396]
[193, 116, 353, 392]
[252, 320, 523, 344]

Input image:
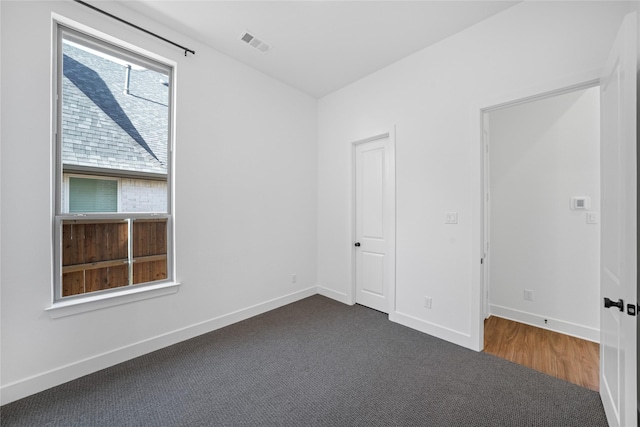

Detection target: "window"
[68, 176, 118, 213]
[54, 25, 174, 301]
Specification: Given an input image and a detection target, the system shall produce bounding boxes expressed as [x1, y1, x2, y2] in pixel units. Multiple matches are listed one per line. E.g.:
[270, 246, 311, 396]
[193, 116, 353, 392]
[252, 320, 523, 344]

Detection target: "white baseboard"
[1, 286, 317, 405]
[392, 311, 475, 350]
[489, 304, 599, 343]
[317, 291, 477, 351]
[317, 285, 352, 305]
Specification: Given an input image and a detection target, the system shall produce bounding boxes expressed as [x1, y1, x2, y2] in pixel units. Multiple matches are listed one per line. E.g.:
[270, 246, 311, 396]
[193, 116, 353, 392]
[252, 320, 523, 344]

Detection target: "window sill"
[46, 282, 181, 319]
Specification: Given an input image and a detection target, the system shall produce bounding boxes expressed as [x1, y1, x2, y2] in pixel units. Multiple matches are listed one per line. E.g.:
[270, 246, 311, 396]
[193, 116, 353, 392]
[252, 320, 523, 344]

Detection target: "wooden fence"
[61, 218, 167, 297]
[133, 219, 168, 284]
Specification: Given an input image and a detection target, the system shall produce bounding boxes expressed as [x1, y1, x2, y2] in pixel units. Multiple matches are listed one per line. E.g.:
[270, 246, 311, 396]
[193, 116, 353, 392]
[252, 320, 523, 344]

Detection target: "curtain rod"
[73, 0, 195, 56]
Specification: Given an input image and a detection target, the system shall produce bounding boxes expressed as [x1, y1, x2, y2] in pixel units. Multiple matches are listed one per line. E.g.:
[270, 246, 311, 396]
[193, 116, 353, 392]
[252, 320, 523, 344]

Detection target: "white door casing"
[353, 133, 395, 314]
[599, 12, 637, 427]
[482, 113, 490, 319]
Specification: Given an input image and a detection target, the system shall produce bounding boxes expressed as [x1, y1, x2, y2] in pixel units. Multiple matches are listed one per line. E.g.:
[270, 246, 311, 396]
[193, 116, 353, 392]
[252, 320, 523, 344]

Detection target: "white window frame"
[49, 19, 179, 317]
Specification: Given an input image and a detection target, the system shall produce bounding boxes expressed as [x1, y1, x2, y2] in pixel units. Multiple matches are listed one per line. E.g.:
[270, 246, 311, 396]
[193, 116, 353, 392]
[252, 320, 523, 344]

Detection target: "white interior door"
[599, 12, 637, 427]
[354, 135, 394, 313]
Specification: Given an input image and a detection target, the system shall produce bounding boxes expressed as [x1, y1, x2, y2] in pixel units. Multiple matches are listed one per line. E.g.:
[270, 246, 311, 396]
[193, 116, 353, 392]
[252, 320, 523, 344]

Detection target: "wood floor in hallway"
[484, 316, 599, 391]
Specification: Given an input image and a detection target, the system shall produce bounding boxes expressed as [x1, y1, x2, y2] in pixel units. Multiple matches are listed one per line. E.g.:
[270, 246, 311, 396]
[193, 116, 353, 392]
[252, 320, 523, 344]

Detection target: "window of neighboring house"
[68, 176, 119, 213]
[54, 24, 174, 301]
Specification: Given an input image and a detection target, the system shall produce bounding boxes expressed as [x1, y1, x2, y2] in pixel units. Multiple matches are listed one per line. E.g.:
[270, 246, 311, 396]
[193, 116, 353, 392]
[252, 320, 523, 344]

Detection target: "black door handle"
[604, 297, 624, 311]
[354, 242, 361, 247]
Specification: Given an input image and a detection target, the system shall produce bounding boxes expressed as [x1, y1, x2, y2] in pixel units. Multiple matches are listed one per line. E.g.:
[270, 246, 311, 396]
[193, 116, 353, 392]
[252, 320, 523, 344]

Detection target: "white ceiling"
[119, 1, 519, 98]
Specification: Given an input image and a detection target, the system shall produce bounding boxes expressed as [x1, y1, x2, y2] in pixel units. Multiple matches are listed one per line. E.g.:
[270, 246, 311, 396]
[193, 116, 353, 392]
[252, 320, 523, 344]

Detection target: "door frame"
[470, 70, 602, 351]
[481, 80, 600, 319]
[350, 129, 396, 317]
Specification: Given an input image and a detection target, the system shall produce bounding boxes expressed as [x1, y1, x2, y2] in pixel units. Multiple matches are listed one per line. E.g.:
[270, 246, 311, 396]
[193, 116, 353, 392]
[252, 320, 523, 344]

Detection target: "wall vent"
[239, 31, 271, 53]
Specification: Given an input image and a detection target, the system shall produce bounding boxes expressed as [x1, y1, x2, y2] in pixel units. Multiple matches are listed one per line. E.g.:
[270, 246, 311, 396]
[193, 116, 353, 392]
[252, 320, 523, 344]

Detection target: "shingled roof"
[61, 42, 169, 177]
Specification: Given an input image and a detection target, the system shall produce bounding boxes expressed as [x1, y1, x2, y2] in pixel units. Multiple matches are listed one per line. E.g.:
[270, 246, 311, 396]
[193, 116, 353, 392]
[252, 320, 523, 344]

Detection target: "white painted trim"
[476, 69, 602, 114]
[470, 68, 604, 352]
[489, 305, 600, 343]
[388, 127, 397, 316]
[481, 113, 490, 320]
[350, 129, 397, 314]
[51, 13, 177, 69]
[317, 286, 352, 305]
[392, 311, 473, 349]
[3, 286, 317, 405]
[46, 281, 181, 318]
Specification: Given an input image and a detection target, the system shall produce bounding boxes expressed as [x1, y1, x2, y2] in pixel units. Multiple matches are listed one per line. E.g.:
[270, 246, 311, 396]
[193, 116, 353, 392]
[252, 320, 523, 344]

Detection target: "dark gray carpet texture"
[1, 295, 607, 426]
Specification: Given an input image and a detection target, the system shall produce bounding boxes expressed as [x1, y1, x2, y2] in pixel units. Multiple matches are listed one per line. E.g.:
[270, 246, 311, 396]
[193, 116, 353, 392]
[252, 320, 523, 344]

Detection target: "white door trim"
[482, 113, 490, 320]
[351, 129, 396, 317]
[470, 70, 601, 351]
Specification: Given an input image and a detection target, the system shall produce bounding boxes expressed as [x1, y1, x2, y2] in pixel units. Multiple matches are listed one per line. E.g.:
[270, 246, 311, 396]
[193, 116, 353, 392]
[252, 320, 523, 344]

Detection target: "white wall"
[488, 87, 600, 341]
[317, 1, 631, 350]
[0, 1, 317, 403]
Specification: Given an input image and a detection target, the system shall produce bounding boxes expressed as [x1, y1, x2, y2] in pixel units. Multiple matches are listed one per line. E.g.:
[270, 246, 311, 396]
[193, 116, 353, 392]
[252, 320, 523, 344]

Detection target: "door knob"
[354, 242, 361, 247]
[604, 297, 624, 311]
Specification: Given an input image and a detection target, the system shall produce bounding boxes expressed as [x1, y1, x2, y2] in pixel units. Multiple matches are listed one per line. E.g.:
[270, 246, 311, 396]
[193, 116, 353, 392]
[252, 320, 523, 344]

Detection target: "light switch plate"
[571, 196, 590, 210]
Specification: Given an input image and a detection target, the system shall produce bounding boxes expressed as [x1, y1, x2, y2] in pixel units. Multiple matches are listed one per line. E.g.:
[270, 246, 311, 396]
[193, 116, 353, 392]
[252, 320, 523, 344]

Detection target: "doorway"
[352, 132, 396, 314]
[482, 85, 601, 383]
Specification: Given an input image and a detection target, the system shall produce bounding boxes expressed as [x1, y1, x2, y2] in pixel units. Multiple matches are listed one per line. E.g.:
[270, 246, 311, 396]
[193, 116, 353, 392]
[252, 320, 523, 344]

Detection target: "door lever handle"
[604, 297, 624, 311]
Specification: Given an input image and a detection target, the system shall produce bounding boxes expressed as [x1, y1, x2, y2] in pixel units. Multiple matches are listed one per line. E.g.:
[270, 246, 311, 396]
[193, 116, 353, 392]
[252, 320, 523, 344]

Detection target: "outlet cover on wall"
[424, 296, 433, 309]
[291, 274, 297, 284]
[524, 289, 533, 301]
[445, 212, 458, 224]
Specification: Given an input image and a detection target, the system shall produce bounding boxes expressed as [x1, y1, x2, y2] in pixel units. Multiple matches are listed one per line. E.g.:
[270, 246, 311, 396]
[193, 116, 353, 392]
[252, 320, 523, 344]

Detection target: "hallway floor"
[484, 316, 599, 391]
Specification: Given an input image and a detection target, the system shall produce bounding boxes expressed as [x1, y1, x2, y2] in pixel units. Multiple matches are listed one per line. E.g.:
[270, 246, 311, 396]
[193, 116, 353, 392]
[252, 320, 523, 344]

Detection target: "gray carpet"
[1, 295, 607, 426]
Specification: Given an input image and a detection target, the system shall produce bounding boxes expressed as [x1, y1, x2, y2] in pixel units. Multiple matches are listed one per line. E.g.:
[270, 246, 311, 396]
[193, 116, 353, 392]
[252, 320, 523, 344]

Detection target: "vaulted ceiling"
[119, 1, 519, 98]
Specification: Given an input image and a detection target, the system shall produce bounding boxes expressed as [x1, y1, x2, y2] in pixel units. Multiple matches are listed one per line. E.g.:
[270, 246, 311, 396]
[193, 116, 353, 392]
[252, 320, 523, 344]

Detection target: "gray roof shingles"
[62, 43, 169, 176]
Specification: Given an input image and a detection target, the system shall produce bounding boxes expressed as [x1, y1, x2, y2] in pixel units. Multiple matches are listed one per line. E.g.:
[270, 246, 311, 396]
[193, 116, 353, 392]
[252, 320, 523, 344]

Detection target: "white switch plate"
[571, 196, 590, 210]
[424, 297, 433, 309]
[445, 212, 458, 224]
[587, 212, 598, 224]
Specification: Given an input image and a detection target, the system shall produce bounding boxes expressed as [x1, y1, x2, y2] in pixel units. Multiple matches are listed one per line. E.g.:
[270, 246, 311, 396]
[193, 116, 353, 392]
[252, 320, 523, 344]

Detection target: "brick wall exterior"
[120, 178, 167, 212]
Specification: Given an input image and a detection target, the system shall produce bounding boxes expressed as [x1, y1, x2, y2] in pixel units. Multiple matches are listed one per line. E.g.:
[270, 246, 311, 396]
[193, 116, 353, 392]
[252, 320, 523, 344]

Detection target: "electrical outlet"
[424, 297, 433, 309]
[291, 274, 296, 284]
[524, 289, 533, 301]
[445, 212, 458, 224]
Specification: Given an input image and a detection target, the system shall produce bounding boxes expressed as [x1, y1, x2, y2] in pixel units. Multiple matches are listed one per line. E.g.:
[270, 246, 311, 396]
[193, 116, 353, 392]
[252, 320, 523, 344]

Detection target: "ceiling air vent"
[239, 31, 271, 53]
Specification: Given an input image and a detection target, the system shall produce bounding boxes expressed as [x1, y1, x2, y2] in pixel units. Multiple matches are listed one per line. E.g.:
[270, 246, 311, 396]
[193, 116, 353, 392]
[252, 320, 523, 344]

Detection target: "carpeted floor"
[1, 295, 607, 426]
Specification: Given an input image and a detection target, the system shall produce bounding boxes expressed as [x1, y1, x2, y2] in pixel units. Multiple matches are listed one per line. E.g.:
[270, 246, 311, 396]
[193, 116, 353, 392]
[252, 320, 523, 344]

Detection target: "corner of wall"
[317, 285, 352, 306]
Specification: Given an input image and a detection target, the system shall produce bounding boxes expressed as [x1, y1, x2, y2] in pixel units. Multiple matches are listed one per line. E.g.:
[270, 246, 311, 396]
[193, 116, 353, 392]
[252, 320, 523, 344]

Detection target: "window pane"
[69, 177, 117, 213]
[61, 34, 169, 213]
[60, 218, 169, 297]
[61, 220, 129, 297]
[132, 219, 168, 284]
